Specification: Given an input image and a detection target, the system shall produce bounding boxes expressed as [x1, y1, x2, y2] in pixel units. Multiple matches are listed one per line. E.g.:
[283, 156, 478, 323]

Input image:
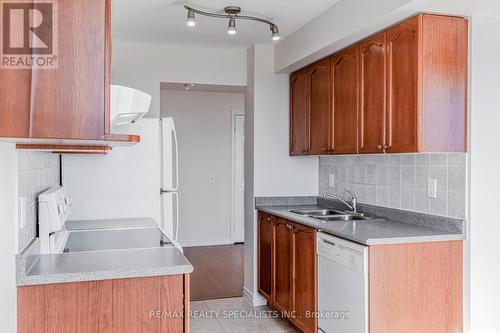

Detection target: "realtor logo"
[1, 0, 57, 68]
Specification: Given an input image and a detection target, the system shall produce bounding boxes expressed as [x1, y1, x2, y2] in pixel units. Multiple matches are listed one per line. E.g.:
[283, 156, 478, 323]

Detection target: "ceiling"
[112, 0, 340, 48]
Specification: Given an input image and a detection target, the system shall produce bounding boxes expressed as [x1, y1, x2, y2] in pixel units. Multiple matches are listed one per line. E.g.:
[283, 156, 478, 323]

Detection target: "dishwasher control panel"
[317, 232, 368, 275]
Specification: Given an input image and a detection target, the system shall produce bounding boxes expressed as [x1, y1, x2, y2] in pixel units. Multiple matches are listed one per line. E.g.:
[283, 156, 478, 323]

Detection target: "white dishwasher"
[317, 232, 368, 333]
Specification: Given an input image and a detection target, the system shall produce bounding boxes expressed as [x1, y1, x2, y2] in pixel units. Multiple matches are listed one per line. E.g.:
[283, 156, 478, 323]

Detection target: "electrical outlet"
[427, 179, 437, 199]
[209, 175, 215, 184]
[329, 174, 335, 188]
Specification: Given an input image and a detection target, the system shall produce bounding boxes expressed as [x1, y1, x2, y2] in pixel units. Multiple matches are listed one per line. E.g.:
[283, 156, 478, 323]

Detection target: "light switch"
[329, 174, 335, 188]
[427, 179, 437, 199]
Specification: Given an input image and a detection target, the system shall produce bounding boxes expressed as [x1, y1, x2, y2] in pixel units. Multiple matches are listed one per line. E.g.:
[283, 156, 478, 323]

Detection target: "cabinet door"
[307, 58, 332, 154]
[290, 69, 309, 155]
[358, 32, 387, 153]
[273, 219, 292, 312]
[386, 16, 419, 153]
[29, 0, 109, 139]
[290, 223, 317, 333]
[0, 70, 31, 137]
[331, 47, 359, 154]
[258, 213, 273, 301]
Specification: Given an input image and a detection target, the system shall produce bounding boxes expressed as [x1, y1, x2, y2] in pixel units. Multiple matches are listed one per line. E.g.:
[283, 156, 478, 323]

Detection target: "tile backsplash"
[319, 153, 466, 219]
[18, 151, 60, 252]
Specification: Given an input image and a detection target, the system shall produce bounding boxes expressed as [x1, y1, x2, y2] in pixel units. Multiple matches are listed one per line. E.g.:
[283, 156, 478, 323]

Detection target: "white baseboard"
[179, 239, 235, 248]
[243, 287, 267, 307]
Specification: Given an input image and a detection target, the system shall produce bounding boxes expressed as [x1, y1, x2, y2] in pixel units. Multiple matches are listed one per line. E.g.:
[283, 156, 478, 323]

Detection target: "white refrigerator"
[61, 118, 180, 243]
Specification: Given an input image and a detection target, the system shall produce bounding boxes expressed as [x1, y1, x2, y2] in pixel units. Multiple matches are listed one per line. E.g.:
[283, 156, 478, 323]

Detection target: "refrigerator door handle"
[171, 123, 179, 192]
[173, 191, 179, 241]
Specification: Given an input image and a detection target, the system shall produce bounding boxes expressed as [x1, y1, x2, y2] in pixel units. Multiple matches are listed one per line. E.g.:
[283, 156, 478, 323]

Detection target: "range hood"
[111, 85, 152, 126]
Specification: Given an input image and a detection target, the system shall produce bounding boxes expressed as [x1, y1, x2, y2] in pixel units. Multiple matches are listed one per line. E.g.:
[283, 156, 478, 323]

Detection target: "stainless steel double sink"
[288, 208, 374, 222]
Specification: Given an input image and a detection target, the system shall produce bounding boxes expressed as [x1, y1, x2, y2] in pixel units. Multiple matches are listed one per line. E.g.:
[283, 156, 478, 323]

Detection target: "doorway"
[160, 83, 245, 301]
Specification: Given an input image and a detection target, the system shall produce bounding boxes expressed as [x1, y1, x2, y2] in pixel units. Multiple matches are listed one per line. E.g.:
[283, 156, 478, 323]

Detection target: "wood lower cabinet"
[290, 223, 317, 333]
[273, 219, 293, 312]
[258, 211, 463, 333]
[289, 13, 468, 155]
[17, 274, 190, 333]
[258, 214, 273, 300]
[257, 212, 317, 333]
[369, 241, 463, 333]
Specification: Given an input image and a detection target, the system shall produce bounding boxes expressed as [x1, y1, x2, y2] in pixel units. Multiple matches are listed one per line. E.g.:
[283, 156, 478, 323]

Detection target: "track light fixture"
[184, 5, 280, 41]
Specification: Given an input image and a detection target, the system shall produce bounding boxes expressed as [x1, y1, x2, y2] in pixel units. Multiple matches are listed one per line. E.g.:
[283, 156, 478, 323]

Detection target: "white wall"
[112, 41, 247, 117]
[244, 45, 318, 305]
[0, 143, 18, 332]
[160, 90, 245, 247]
[469, 16, 500, 333]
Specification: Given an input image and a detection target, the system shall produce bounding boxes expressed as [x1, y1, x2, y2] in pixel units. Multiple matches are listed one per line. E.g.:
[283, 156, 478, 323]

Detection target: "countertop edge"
[17, 264, 194, 287]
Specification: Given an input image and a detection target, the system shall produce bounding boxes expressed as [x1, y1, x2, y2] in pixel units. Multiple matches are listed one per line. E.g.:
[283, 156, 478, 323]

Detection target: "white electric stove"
[38, 186, 178, 254]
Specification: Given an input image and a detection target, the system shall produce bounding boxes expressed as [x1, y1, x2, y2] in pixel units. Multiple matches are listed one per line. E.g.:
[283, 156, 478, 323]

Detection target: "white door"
[232, 114, 245, 242]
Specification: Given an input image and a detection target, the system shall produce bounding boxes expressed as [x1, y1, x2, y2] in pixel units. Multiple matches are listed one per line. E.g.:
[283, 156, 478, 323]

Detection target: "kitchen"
[0, 0, 499, 333]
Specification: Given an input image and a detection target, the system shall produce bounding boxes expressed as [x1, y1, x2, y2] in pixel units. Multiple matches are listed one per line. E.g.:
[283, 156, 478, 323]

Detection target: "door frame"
[230, 111, 245, 242]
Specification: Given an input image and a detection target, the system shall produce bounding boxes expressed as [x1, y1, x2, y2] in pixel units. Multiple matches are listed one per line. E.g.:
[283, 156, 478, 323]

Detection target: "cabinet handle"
[266, 217, 271, 221]
[286, 224, 292, 230]
[377, 144, 392, 150]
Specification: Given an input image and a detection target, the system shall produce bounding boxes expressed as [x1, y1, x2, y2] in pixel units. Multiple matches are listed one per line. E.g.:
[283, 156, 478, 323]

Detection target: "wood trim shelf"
[16, 144, 112, 153]
[104, 133, 141, 143]
[6, 133, 139, 153]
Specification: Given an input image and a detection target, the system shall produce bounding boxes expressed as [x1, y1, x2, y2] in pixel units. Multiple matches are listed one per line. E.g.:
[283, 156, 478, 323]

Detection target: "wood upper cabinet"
[29, 0, 109, 140]
[289, 13, 468, 155]
[290, 69, 309, 155]
[385, 16, 419, 153]
[0, 0, 118, 142]
[358, 32, 387, 154]
[290, 58, 332, 155]
[290, 222, 317, 333]
[330, 46, 359, 154]
[307, 58, 332, 154]
[419, 14, 468, 152]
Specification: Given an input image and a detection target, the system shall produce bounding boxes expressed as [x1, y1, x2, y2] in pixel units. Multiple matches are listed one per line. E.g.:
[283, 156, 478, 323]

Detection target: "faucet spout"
[322, 191, 358, 213]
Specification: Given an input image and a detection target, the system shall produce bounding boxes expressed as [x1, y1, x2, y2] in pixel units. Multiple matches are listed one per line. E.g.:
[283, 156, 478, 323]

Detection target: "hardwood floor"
[184, 244, 243, 301]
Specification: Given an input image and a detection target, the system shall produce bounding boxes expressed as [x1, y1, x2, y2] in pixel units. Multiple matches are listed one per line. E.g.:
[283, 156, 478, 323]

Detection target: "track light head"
[227, 17, 237, 35]
[271, 24, 280, 41]
[186, 9, 196, 27]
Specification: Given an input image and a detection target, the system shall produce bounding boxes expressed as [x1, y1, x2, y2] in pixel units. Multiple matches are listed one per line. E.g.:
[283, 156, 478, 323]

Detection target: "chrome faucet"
[323, 190, 358, 214]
